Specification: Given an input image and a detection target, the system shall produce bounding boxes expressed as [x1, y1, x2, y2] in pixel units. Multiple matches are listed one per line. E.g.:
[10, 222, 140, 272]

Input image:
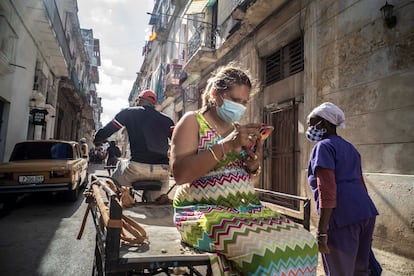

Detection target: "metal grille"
[264, 50, 282, 85]
[288, 37, 303, 75]
[264, 36, 304, 85]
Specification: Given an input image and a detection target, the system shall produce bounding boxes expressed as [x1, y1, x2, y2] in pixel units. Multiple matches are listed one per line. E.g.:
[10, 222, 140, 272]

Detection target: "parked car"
[0, 140, 89, 202]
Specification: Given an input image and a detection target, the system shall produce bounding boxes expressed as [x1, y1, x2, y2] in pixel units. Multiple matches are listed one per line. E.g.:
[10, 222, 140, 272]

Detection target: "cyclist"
[94, 90, 174, 201]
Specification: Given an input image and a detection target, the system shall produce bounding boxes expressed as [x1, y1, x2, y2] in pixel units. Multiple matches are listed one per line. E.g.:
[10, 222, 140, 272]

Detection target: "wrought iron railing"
[71, 69, 82, 93]
[165, 63, 183, 85]
[187, 22, 216, 60]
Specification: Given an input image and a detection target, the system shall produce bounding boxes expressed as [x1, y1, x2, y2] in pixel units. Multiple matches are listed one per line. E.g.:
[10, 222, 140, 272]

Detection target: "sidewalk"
[374, 248, 414, 276]
[315, 249, 414, 275]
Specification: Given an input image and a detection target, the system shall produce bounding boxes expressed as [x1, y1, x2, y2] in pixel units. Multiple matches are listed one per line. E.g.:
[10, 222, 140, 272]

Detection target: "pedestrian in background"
[306, 102, 379, 275]
[79, 138, 89, 162]
[106, 141, 121, 175]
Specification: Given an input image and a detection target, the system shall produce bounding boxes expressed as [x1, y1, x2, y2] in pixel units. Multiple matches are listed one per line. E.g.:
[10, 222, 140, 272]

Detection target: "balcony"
[33, 68, 48, 96]
[184, 22, 217, 73]
[0, 15, 17, 75]
[71, 69, 82, 94]
[164, 63, 183, 97]
[90, 66, 99, 84]
[26, 0, 70, 77]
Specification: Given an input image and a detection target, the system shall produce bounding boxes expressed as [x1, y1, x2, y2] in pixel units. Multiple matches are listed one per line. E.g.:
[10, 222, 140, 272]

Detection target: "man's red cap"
[137, 90, 157, 105]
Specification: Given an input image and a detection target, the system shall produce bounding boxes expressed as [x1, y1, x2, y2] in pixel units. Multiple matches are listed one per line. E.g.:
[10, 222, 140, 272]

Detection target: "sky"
[77, 0, 153, 125]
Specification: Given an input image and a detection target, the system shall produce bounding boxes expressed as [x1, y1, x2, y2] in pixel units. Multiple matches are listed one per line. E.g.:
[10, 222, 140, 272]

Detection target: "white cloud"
[101, 58, 125, 74]
[101, 0, 128, 4]
[78, 0, 153, 126]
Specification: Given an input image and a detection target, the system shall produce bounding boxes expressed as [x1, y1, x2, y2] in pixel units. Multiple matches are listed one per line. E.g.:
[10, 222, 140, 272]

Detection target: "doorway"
[263, 102, 298, 208]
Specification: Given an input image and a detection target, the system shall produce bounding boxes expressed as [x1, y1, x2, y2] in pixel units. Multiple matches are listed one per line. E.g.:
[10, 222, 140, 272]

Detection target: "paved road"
[0, 163, 107, 276]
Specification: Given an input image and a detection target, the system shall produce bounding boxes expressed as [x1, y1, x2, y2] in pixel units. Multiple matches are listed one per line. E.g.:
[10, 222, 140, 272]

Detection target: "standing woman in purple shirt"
[306, 102, 379, 276]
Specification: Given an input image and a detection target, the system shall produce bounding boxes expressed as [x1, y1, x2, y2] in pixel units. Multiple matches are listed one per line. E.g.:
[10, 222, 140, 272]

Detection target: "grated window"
[265, 36, 304, 85]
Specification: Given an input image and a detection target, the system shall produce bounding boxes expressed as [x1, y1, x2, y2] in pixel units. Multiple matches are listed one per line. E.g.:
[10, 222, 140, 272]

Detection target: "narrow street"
[0, 164, 107, 276]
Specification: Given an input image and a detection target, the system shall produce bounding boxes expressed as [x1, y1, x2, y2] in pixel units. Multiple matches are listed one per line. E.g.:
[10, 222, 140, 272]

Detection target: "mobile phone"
[259, 125, 274, 141]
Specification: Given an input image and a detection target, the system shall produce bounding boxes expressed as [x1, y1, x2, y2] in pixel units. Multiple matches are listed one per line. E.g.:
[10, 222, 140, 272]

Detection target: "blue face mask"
[216, 99, 247, 123]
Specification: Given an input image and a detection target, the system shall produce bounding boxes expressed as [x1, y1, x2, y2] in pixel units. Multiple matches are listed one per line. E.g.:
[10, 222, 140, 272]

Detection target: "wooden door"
[263, 103, 298, 208]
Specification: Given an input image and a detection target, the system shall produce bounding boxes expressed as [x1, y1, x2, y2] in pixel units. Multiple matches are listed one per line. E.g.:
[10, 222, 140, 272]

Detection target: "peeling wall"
[304, 0, 414, 259]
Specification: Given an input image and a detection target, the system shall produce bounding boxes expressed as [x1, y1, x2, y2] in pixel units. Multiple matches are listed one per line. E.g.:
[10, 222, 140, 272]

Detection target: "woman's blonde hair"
[200, 64, 254, 113]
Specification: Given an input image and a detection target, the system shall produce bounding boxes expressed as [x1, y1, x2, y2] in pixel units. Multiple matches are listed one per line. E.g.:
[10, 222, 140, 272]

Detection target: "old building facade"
[0, 0, 102, 161]
[135, 0, 414, 260]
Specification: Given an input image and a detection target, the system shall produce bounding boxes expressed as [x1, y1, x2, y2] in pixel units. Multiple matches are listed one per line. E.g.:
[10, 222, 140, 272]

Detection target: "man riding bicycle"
[93, 90, 174, 201]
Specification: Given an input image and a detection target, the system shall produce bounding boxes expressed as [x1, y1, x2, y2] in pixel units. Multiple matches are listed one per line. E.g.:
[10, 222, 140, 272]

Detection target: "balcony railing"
[165, 63, 183, 85]
[0, 15, 17, 74]
[187, 22, 216, 60]
[71, 69, 82, 93]
[43, 0, 71, 67]
[164, 63, 183, 97]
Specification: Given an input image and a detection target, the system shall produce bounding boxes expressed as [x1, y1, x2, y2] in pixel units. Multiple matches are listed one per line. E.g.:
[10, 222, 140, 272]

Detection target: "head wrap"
[307, 102, 346, 128]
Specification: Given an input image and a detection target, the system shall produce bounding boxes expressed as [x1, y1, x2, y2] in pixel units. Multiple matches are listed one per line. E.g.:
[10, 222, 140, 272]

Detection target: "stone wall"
[305, 0, 414, 259]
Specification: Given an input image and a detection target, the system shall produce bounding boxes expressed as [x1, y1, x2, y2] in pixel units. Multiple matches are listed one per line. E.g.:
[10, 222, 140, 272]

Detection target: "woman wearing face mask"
[170, 65, 318, 275]
[306, 102, 379, 276]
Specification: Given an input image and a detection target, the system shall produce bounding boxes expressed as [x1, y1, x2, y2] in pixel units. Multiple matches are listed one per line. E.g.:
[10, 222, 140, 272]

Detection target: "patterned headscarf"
[307, 102, 346, 128]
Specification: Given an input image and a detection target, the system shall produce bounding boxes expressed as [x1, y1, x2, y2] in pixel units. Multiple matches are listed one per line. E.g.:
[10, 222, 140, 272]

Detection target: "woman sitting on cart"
[169, 64, 318, 275]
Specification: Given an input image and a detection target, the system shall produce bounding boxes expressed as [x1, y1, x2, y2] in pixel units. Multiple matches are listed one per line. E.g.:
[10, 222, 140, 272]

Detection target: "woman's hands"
[221, 123, 263, 175]
[222, 123, 262, 151]
[171, 116, 267, 184]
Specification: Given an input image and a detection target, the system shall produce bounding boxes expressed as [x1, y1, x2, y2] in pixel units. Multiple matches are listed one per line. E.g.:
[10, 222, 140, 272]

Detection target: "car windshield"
[10, 142, 74, 161]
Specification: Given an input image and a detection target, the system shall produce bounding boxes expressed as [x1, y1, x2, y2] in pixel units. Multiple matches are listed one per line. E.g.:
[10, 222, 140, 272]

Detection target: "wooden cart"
[83, 174, 311, 276]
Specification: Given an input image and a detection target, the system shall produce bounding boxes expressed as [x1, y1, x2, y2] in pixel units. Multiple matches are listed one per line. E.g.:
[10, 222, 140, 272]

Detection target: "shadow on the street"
[0, 184, 88, 275]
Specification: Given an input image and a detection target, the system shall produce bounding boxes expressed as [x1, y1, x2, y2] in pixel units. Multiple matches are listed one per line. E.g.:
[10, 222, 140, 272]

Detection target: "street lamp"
[380, 1, 397, 28]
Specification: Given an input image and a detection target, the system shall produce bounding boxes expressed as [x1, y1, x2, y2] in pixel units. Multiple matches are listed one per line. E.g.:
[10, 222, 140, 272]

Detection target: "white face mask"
[305, 121, 326, 142]
[216, 98, 246, 123]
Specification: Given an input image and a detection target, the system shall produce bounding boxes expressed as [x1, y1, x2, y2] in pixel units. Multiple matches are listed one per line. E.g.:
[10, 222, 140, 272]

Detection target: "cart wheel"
[92, 245, 103, 276]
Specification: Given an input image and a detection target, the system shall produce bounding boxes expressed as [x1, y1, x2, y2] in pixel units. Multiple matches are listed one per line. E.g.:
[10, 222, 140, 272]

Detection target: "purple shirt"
[308, 135, 378, 229]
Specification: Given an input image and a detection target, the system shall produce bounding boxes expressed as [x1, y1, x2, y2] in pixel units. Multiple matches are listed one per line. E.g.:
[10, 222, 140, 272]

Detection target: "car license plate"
[19, 175, 44, 184]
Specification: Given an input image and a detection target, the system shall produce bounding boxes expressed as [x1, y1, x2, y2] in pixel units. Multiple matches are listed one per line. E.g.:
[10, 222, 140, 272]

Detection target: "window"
[264, 37, 304, 85]
[33, 61, 48, 95]
[0, 12, 17, 74]
[10, 142, 73, 161]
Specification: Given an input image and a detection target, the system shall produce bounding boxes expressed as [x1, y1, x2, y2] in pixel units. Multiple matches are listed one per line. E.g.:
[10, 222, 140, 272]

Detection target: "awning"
[186, 0, 210, 15]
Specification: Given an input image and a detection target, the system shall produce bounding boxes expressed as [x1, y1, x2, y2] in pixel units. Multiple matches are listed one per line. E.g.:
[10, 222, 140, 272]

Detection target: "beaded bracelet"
[317, 232, 328, 240]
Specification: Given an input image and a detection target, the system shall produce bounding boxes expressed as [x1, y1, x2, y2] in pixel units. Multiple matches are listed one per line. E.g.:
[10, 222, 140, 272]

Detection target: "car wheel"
[66, 182, 80, 202]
